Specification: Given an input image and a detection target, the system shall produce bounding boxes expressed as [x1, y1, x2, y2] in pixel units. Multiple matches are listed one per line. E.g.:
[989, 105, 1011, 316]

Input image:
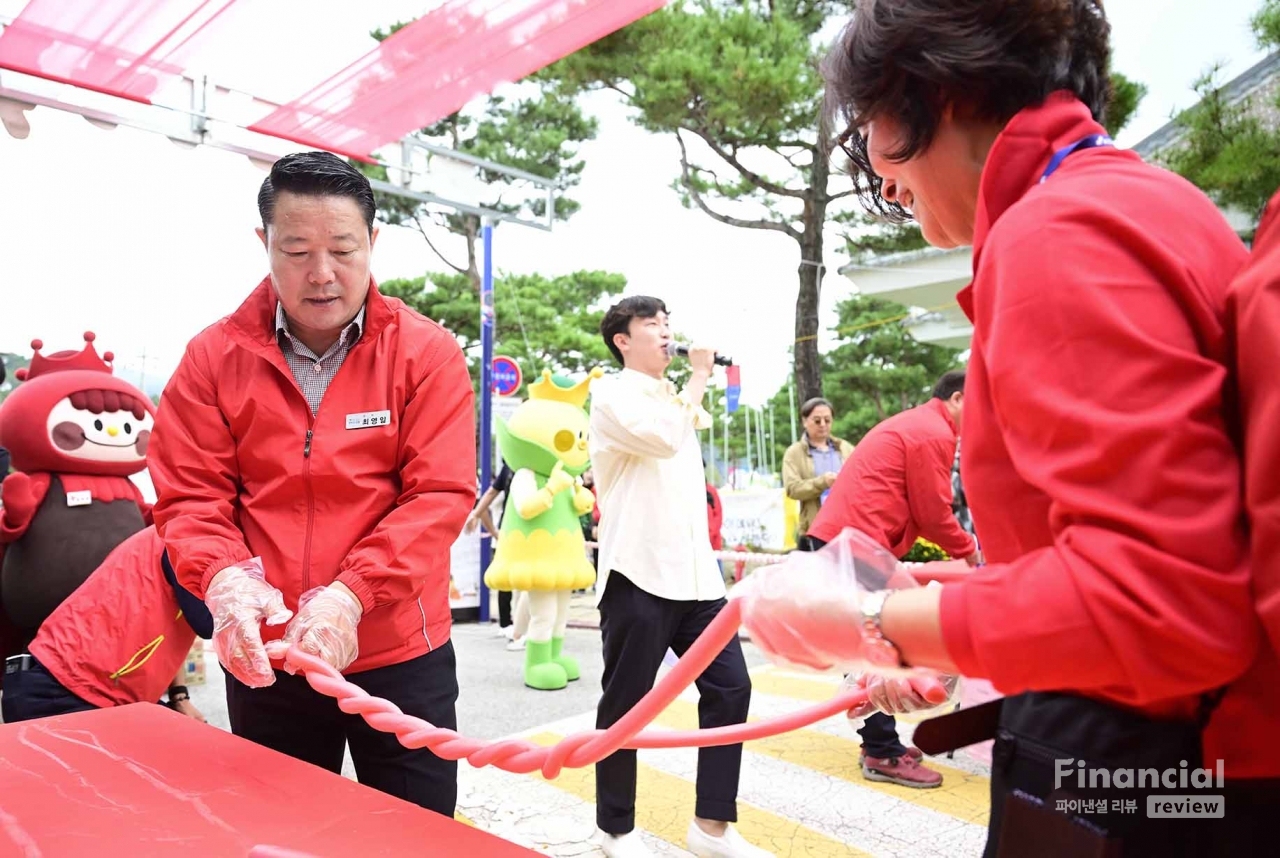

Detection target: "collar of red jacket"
[923, 395, 959, 436]
[224, 276, 395, 353]
[957, 91, 1108, 322]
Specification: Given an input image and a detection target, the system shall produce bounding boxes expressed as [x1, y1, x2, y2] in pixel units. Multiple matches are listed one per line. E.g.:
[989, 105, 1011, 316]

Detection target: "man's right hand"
[686, 344, 717, 376]
[463, 511, 481, 534]
[204, 559, 293, 688]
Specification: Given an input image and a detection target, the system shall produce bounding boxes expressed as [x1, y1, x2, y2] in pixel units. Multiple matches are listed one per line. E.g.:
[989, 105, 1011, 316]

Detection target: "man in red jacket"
[149, 152, 475, 816]
[805, 369, 977, 788]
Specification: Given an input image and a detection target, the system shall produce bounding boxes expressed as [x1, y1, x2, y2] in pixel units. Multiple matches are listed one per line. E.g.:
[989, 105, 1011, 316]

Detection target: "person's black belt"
[3, 653, 37, 676]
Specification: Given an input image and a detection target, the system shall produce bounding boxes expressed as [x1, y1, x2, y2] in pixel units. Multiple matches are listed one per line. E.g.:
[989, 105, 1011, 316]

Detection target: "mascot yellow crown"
[528, 368, 603, 409]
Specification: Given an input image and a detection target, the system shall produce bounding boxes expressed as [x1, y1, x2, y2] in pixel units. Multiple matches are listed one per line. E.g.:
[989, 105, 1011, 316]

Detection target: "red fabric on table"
[0, 704, 537, 857]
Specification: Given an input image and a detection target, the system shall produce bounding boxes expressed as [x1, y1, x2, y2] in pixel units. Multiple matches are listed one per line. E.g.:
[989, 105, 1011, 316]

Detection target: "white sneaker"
[593, 828, 654, 858]
[494, 624, 512, 638]
[505, 637, 525, 651]
[686, 821, 775, 858]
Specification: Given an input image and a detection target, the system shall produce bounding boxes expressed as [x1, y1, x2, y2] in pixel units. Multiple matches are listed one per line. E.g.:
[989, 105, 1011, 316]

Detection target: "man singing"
[588, 297, 769, 858]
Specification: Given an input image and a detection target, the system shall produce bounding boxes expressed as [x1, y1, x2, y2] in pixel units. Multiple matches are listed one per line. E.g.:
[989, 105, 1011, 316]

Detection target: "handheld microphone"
[666, 342, 734, 367]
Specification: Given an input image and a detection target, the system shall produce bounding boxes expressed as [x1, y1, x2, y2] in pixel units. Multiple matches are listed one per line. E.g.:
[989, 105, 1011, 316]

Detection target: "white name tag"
[66, 490, 92, 507]
[346, 410, 391, 430]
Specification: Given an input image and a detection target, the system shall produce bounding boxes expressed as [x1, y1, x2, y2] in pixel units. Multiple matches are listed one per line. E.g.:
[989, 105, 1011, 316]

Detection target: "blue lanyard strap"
[1039, 134, 1114, 183]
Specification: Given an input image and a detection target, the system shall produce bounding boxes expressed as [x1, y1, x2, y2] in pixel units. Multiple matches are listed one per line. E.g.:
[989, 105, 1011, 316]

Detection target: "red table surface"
[0, 703, 538, 857]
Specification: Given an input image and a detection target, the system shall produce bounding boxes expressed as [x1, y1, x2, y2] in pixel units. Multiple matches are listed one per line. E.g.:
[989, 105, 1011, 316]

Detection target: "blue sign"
[492, 355, 522, 397]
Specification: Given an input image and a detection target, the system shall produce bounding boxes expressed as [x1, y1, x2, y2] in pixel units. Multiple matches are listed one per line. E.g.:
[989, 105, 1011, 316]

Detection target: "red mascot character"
[0, 332, 154, 659]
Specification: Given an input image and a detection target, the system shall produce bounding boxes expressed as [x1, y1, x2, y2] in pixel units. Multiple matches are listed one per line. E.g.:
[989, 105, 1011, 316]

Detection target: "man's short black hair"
[933, 369, 966, 401]
[600, 296, 669, 367]
[258, 151, 376, 236]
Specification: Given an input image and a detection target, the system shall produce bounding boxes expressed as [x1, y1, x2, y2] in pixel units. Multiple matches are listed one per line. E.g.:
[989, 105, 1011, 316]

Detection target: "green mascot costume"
[484, 368, 601, 690]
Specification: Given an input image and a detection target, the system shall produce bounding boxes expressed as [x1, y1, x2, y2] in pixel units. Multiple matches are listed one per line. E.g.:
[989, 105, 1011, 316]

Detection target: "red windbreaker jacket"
[808, 398, 976, 560]
[31, 526, 193, 708]
[939, 93, 1279, 778]
[150, 279, 476, 674]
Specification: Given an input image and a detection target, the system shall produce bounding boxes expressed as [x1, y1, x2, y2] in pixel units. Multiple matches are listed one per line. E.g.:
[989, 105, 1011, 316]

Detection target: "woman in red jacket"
[737, 1, 1274, 854]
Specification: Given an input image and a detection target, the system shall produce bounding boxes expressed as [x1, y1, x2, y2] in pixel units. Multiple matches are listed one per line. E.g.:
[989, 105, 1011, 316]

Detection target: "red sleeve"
[1232, 194, 1280, 657]
[940, 220, 1256, 706]
[335, 334, 476, 610]
[707, 484, 724, 549]
[149, 333, 253, 597]
[904, 434, 975, 559]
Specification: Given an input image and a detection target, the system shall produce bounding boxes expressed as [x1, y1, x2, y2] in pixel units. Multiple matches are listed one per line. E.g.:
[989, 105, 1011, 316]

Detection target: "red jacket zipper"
[302, 426, 315, 593]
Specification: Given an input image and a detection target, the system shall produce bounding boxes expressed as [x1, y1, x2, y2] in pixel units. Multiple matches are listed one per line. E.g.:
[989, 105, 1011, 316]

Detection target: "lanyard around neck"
[1039, 134, 1114, 184]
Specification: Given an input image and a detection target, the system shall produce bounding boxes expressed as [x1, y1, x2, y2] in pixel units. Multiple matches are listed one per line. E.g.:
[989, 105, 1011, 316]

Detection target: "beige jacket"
[782, 435, 855, 538]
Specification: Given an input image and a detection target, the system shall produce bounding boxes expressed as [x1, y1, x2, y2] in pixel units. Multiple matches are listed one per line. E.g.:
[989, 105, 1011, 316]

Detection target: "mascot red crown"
[0, 332, 154, 476]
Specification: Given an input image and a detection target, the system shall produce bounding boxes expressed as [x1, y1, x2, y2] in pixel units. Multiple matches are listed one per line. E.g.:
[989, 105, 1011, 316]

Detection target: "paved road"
[186, 621, 993, 856]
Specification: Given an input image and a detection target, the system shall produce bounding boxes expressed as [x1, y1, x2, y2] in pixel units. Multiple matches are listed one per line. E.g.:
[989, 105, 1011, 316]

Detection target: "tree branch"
[675, 132, 800, 239]
[685, 126, 808, 198]
[412, 217, 467, 274]
[780, 148, 812, 170]
[827, 188, 858, 202]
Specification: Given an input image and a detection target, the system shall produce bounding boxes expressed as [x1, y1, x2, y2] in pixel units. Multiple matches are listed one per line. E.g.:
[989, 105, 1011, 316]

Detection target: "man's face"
[257, 191, 377, 347]
[615, 312, 672, 377]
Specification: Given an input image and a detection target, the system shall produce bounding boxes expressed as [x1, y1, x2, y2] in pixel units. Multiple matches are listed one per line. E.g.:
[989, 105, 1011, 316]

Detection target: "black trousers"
[1, 658, 96, 723]
[498, 589, 513, 628]
[595, 572, 752, 834]
[859, 712, 909, 758]
[225, 643, 459, 817]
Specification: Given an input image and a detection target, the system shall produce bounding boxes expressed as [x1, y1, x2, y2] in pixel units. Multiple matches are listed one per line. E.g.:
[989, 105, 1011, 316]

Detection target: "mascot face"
[507, 399, 591, 474]
[45, 390, 153, 464]
[0, 333, 156, 476]
[497, 368, 602, 479]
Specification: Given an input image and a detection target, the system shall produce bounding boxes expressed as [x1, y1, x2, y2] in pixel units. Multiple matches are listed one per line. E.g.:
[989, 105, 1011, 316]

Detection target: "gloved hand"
[731, 528, 920, 673]
[275, 583, 364, 673]
[205, 558, 293, 688]
[843, 670, 961, 722]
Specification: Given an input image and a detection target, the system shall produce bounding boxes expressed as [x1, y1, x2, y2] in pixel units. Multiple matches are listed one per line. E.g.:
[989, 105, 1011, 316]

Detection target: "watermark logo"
[1147, 796, 1225, 818]
[1054, 758, 1224, 791]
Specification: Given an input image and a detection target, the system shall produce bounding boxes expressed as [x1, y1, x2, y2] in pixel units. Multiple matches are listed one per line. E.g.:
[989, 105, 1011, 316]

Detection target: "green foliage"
[366, 21, 598, 285]
[1161, 64, 1280, 219]
[1253, 0, 1280, 50]
[547, 1, 852, 403]
[1105, 71, 1148, 137]
[0, 352, 28, 405]
[1158, 3, 1280, 221]
[821, 295, 964, 443]
[844, 220, 928, 264]
[381, 270, 626, 395]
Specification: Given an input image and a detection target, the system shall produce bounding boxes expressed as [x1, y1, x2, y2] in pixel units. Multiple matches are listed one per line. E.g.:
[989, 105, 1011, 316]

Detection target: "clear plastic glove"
[206, 558, 293, 688]
[731, 528, 921, 673]
[843, 670, 961, 725]
[273, 584, 363, 673]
